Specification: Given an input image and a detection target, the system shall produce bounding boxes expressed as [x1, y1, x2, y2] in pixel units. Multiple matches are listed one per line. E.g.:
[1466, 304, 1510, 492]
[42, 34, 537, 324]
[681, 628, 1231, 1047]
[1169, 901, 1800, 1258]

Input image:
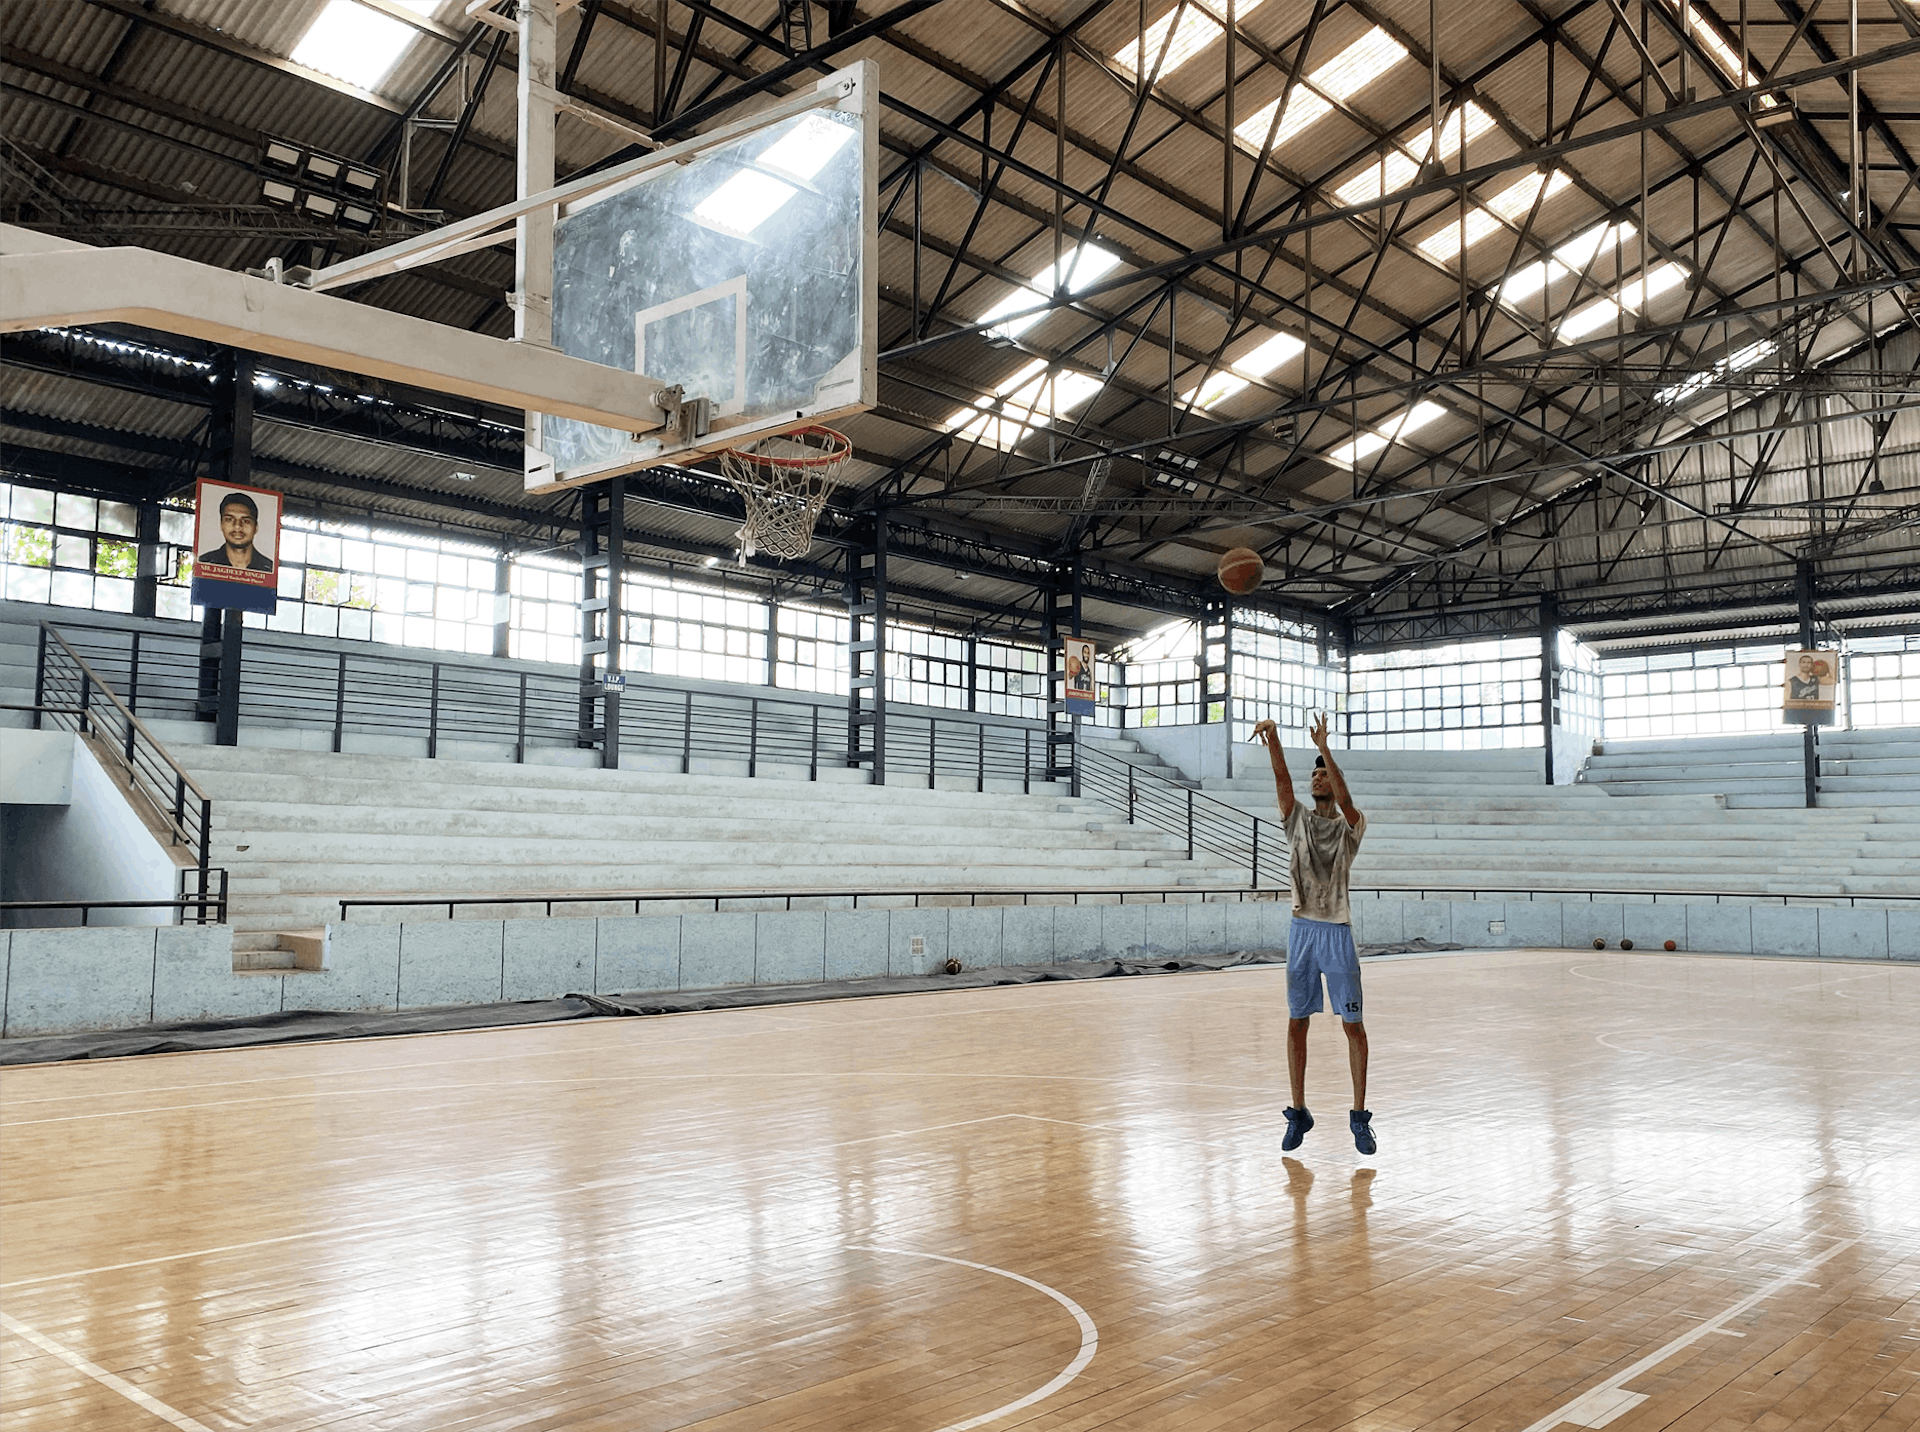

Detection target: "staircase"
[1580, 732, 1808, 808]
[177, 745, 1251, 951]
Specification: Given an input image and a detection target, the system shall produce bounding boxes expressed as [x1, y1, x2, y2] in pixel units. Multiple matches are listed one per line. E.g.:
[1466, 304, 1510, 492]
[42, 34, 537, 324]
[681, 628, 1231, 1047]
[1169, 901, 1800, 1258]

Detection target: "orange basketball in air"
[1216, 547, 1265, 595]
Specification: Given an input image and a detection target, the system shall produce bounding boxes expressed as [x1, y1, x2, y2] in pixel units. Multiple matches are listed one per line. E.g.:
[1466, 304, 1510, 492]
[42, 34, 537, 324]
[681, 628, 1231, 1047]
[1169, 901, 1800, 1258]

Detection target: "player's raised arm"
[1309, 713, 1360, 827]
[1251, 718, 1295, 820]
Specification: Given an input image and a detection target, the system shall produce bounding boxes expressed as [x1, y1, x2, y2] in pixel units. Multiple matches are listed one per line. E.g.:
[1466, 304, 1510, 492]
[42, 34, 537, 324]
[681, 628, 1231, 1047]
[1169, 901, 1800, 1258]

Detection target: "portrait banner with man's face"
[190, 478, 281, 614]
[1063, 639, 1098, 716]
[1782, 649, 1838, 725]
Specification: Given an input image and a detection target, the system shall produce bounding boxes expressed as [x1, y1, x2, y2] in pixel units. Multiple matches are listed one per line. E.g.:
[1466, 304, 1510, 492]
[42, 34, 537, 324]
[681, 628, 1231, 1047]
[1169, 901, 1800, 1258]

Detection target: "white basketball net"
[716, 427, 853, 560]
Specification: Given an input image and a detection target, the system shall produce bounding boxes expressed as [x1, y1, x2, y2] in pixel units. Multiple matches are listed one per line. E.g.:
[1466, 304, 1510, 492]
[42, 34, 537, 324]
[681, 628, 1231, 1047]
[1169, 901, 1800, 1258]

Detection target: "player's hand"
[1251, 718, 1278, 746]
[1309, 712, 1330, 750]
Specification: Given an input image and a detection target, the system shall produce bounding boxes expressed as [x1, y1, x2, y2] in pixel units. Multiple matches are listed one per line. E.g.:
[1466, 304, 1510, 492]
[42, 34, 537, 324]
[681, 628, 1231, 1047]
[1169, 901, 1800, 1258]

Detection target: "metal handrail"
[1074, 742, 1289, 888]
[1352, 885, 1920, 905]
[0, 871, 229, 928]
[338, 885, 1279, 919]
[41, 617, 1061, 791]
[33, 622, 213, 883]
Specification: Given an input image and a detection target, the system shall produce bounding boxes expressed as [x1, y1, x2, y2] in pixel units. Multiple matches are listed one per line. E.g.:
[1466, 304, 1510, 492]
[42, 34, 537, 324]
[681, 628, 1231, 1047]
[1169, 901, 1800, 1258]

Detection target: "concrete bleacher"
[1580, 732, 1808, 807]
[178, 744, 1250, 956]
[1165, 740, 1920, 899]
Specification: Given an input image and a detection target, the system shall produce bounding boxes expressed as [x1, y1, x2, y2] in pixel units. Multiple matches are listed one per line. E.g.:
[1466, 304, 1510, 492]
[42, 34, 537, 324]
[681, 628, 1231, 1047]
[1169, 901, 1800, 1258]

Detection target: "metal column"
[578, 477, 625, 768]
[1539, 594, 1561, 785]
[846, 515, 887, 785]
[1795, 560, 1821, 808]
[1199, 596, 1232, 726]
[195, 348, 252, 747]
[1044, 560, 1081, 796]
[132, 497, 163, 618]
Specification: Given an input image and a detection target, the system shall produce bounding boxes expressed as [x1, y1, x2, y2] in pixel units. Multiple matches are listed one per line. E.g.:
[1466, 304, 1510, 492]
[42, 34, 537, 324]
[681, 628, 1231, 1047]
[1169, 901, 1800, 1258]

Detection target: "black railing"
[1075, 742, 1288, 888]
[338, 886, 1282, 920]
[1, 871, 229, 927]
[33, 624, 216, 907]
[41, 619, 1056, 790]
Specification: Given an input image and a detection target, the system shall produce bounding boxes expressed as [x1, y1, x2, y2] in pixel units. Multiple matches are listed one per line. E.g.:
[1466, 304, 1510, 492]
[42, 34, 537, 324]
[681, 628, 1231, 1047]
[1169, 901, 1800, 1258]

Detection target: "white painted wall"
[1, 735, 179, 928]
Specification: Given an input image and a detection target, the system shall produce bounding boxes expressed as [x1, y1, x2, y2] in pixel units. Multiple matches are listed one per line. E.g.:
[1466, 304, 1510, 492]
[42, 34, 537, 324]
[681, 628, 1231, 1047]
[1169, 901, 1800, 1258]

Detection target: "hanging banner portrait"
[190, 478, 281, 614]
[1781, 649, 1838, 725]
[1063, 638, 1098, 716]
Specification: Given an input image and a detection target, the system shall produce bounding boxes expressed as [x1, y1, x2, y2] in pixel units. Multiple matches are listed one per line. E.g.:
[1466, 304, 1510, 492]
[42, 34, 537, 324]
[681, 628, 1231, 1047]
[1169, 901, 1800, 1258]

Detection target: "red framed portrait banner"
[190, 478, 281, 614]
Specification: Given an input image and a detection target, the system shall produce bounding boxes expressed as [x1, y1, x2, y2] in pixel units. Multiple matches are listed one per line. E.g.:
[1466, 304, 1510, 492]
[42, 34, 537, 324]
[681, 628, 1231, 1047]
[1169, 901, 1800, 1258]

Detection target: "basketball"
[1620, 938, 1634, 950]
[1664, 939, 1677, 951]
[1217, 547, 1265, 595]
[1593, 938, 1606, 949]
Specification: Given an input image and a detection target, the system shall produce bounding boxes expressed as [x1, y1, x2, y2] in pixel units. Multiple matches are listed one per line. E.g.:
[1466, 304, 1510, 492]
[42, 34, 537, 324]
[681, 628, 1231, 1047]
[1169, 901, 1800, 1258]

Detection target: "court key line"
[0, 1310, 215, 1432]
[847, 1247, 1098, 1432]
[1516, 1235, 1860, 1432]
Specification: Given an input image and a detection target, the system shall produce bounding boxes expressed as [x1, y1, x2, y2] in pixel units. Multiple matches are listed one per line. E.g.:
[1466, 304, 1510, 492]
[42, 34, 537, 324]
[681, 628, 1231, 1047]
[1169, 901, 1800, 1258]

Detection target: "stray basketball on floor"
[1217, 547, 1265, 595]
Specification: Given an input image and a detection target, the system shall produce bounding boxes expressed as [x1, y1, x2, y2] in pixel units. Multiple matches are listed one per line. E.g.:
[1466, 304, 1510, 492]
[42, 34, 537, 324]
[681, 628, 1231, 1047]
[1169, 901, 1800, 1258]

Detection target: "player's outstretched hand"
[1309, 712, 1330, 751]
[1251, 718, 1279, 747]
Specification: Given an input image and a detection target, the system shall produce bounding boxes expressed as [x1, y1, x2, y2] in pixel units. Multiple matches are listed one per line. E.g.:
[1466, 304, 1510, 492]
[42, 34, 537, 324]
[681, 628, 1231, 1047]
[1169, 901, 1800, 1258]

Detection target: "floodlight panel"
[538, 63, 878, 490]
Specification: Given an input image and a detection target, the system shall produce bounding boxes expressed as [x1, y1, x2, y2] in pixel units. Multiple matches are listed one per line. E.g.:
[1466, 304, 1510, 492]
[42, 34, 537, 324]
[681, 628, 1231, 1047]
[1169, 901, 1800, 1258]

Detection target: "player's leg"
[1283, 918, 1327, 1150]
[1320, 924, 1375, 1155]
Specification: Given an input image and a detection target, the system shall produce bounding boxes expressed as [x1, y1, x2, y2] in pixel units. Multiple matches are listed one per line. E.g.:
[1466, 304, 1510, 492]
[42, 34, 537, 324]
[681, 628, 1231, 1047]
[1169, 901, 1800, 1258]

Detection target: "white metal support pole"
[516, 0, 559, 468]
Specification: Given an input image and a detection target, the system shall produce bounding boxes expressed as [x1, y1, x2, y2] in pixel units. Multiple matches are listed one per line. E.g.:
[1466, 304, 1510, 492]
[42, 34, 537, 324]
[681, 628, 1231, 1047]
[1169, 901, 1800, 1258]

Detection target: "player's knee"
[1288, 1016, 1311, 1031]
[1342, 1019, 1366, 1037]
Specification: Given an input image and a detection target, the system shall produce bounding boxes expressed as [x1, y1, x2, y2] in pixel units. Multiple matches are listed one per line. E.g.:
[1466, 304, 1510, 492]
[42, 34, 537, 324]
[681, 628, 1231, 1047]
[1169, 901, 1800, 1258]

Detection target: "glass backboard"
[530, 62, 877, 493]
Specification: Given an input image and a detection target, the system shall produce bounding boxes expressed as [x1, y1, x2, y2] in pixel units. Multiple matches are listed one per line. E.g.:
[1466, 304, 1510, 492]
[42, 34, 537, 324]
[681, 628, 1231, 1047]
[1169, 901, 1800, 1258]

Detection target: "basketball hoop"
[716, 426, 854, 561]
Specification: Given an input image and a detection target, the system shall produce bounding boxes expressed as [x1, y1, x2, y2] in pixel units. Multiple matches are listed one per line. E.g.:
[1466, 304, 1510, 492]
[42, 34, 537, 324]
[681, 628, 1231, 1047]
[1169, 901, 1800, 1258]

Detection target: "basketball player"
[1250, 713, 1374, 1156]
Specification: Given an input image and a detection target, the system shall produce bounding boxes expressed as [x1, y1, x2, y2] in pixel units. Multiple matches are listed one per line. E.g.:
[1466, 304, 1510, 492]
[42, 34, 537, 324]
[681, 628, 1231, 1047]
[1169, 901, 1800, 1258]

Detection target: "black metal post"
[132, 497, 163, 618]
[32, 625, 47, 729]
[1796, 560, 1820, 808]
[428, 662, 441, 758]
[846, 514, 887, 785]
[215, 611, 242, 747]
[1540, 594, 1561, 786]
[578, 475, 625, 769]
[332, 653, 347, 752]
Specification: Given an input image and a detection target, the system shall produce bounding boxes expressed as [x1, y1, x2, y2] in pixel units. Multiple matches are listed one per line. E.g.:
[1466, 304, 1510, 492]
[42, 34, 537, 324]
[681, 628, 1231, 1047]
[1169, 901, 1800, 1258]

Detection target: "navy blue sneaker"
[1282, 1106, 1314, 1151]
[1350, 1109, 1376, 1156]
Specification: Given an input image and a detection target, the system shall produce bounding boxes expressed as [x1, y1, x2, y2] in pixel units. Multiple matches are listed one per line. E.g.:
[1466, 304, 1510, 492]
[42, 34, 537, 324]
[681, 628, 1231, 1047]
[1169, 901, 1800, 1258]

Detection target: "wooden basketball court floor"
[2, 947, 1916, 1431]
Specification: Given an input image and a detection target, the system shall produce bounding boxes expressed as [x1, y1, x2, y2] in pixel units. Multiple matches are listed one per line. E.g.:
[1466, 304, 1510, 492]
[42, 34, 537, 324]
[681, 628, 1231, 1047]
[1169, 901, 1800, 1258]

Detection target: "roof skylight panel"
[1556, 261, 1688, 340]
[1113, 1, 1272, 82]
[1324, 400, 1447, 467]
[1416, 171, 1571, 263]
[1655, 338, 1779, 405]
[1495, 220, 1636, 306]
[1675, 1, 1780, 108]
[1180, 329, 1306, 410]
[945, 361, 1104, 452]
[1232, 26, 1410, 155]
[291, 0, 442, 93]
[979, 244, 1125, 342]
[1333, 102, 1497, 207]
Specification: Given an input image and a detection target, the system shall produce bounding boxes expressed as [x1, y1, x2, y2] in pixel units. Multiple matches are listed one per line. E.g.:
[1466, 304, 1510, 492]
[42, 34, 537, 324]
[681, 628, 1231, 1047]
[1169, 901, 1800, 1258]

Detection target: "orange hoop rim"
[720, 425, 852, 471]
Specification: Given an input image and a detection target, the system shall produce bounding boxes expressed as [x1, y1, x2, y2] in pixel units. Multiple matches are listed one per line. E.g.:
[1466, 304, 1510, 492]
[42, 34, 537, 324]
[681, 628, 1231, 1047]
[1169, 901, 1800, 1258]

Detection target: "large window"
[1845, 635, 1920, 729]
[1348, 637, 1544, 750]
[281, 518, 499, 652]
[1230, 609, 1341, 740]
[1598, 644, 1784, 742]
[0, 484, 191, 615]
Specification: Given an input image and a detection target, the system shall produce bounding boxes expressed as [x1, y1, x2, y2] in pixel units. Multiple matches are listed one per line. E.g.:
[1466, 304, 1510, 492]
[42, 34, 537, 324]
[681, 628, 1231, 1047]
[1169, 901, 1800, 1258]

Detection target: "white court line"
[1, 1310, 215, 1432]
[1516, 1236, 1859, 1432]
[848, 1246, 1097, 1432]
[1782, 970, 1900, 993]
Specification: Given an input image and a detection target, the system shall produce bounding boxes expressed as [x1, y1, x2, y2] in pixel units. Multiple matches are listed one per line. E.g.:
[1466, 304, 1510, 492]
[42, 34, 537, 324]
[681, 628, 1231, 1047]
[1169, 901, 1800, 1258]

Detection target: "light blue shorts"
[1287, 916, 1363, 1023]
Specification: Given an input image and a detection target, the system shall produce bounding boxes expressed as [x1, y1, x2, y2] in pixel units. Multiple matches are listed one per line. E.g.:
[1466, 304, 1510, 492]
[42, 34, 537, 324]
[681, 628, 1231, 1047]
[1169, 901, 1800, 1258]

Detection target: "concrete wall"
[1130, 722, 1232, 782]
[1, 734, 179, 928]
[0, 923, 248, 1036]
[6, 892, 1916, 1040]
[1352, 892, 1920, 961]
